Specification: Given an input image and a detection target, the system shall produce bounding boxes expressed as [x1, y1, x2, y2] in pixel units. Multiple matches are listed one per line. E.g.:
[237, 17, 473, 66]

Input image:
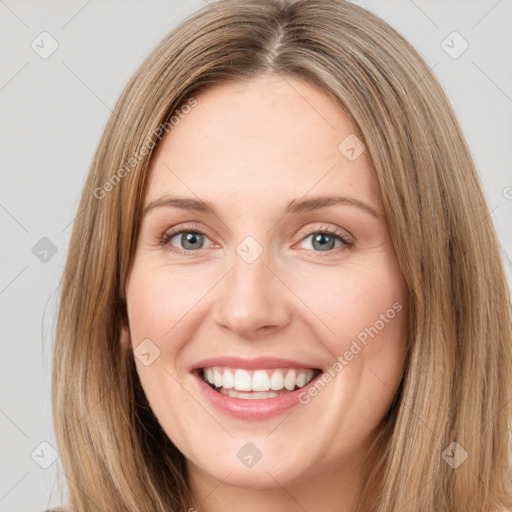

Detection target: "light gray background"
[1, 1, 511, 510]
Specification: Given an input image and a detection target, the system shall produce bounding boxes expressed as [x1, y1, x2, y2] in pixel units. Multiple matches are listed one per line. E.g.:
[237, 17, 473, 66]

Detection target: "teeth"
[234, 369, 252, 391]
[284, 369, 296, 391]
[223, 369, 234, 389]
[202, 366, 317, 392]
[296, 371, 306, 388]
[270, 370, 284, 390]
[213, 368, 223, 388]
[252, 370, 270, 391]
[219, 388, 279, 400]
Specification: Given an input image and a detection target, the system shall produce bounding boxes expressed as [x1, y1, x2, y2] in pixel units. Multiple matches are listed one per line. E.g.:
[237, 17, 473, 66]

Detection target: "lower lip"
[192, 371, 322, 420]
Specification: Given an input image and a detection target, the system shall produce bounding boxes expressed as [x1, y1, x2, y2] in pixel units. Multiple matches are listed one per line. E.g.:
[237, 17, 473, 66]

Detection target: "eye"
[157, 223, 354, 256]
[158, 224, 214, 253]
[296, 225, 354, 254]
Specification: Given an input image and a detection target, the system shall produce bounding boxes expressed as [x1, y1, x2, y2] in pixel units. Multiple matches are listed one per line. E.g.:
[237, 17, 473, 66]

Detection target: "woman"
[51, 0, 512, 510]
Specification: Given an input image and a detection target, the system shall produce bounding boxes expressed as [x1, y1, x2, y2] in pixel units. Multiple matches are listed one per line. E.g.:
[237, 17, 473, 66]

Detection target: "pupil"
[180, 232, 335, 251]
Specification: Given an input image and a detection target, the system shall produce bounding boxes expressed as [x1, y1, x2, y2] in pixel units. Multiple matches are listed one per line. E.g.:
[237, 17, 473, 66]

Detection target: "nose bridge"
[212, 234, 291, 338]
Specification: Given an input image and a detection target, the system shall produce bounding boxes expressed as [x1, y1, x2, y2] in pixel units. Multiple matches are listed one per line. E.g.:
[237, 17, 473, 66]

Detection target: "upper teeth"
[202, 367, 316, 392]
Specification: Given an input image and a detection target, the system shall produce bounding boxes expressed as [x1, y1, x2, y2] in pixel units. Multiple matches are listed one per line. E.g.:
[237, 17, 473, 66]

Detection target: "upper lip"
[190, 356, 322, 372]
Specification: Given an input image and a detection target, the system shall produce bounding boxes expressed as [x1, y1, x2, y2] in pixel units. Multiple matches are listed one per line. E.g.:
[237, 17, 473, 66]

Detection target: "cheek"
[290, 258, 408, 361]
[126, 263, 204, 346]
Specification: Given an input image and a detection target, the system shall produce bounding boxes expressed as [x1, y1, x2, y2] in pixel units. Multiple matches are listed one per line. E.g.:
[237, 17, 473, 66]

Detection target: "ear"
[120, 322, 131, 350]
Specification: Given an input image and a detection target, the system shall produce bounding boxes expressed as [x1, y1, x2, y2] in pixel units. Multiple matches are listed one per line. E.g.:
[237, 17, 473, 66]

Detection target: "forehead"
[144, 74, 381, 212]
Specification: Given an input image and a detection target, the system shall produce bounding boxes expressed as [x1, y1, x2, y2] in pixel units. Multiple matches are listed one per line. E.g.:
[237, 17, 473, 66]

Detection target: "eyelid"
[159, 222, 216, 247]
[158, 222, 354, 254]
[297, 223, 355, 244]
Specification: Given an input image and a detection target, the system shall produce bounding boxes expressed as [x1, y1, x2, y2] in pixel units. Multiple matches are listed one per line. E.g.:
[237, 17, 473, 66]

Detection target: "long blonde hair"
[52, 0, 512, 510]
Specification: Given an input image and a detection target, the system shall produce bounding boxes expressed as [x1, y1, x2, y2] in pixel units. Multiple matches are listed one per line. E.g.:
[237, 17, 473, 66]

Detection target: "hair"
[51, 0, 512, 510]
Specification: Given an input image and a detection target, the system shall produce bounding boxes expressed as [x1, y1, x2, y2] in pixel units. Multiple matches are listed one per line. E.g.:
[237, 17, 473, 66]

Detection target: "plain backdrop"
[1, 1, 511, 510]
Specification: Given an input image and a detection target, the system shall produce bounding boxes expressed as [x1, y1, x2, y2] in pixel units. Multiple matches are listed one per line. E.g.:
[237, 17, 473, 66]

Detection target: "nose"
[211, 245, 292, 340]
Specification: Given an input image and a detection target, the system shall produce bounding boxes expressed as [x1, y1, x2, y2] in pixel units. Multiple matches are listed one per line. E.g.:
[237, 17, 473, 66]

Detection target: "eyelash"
[157, 223, 354, 257]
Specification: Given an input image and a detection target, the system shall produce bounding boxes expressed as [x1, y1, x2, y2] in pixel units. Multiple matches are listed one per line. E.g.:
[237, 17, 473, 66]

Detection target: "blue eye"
[299, 230, 349, 252]
[162, 230, 212, 252]
[158, 225, 354, 255]
[295, 225, 354, 255]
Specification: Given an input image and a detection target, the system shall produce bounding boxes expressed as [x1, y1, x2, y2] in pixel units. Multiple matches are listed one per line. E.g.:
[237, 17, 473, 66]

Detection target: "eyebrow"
[142, 194, 380, 218]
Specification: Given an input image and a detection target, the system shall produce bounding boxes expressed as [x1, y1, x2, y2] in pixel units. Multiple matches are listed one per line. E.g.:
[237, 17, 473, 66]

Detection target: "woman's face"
[122, 73, 409, 500]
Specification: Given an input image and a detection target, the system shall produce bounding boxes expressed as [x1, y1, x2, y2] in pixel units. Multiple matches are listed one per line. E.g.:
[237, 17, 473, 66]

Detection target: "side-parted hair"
[52, 0, 512, 510]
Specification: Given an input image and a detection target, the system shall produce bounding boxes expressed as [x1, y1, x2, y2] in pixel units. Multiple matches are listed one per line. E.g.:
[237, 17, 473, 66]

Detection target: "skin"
[121, 72, 409, 512]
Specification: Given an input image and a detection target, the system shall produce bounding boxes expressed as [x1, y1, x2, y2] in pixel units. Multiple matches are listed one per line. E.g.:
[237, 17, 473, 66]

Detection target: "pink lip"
[190, 362, 323, 421]
[190, 356, 321, 371]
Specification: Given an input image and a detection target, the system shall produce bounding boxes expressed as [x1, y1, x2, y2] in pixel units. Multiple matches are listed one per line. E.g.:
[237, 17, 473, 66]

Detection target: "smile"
[199, 366, 321, 399]
[190, 356, 324, 419]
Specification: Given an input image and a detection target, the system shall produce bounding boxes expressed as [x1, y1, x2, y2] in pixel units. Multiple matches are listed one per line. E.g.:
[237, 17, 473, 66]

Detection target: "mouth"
[195, 366, 323, 400]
